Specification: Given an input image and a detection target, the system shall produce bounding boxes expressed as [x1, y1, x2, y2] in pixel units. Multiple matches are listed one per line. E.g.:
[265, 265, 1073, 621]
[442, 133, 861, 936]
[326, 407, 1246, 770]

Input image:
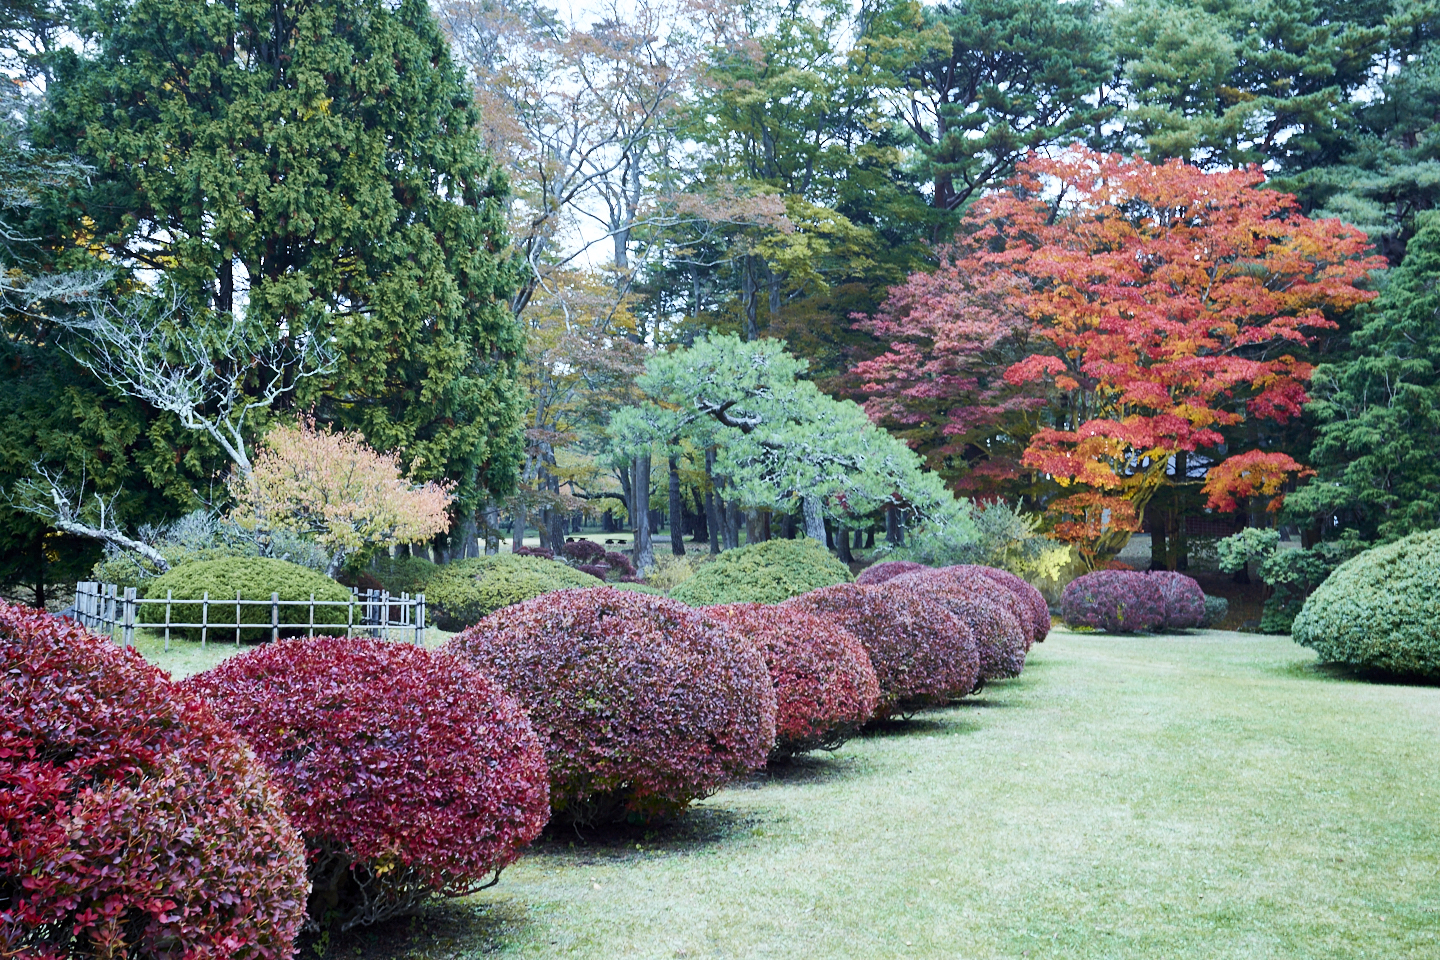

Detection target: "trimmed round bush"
[425, 554, 602, 629]
[446, 588, 776, 825]
[1149, 571, 1206, 630]
[609, 581, 666, 596]
[1201, 594, 1229, 628]
[782, 582, 978, 717]
[855, 560, 928, 586]
[184, 637, 550, 931]
[963, 566, 1051, 644]
[904, 566, 1037, 653]
[669, 538, 853, 605]
[1292, 529, 1440, 677]
[0, 602, 307, 957]
[562, 539, 607, 563]
[889, 572, 1028, 683]
[368, 553, 438, 595]
[706, 603, 880, 758]
[141, 557, 351, 641]
[1060, 570, 1166, 633]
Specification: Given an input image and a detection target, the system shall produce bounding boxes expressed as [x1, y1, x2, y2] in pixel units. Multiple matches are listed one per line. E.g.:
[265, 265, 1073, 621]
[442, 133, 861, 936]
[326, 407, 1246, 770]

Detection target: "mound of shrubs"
[706, 603, 879, 758]
[368, 553, 439, 595]
[889, 571, 1029, 683]
[961, 566, 1051, 644]
[1060, 570, 1165, 633]
[0, 602, 308, 957]
[425, 553, 603, 629]
[447, 588, 776, 825]
[1150, 571, 1206, 630]
[1201, 594, 1229, 628]
[185, 637, 550, 931]
[140, 556, 352, 641]
[669, 538, 852, 605]
[915, 566, 1039, 650]
[1291, 529, 1440, 677]
[783, 583, 978, 717]
[854, 560, 929, 586]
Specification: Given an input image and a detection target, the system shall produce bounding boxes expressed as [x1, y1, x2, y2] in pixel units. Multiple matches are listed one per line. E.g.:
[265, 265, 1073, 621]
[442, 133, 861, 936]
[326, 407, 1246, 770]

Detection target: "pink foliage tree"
[230, 419, 453, 576]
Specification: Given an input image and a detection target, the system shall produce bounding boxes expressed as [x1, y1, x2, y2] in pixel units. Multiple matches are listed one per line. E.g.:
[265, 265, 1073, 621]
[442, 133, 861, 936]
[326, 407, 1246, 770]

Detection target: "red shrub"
[603, 550, 637, 578]
[782, 583, 978, 717]
[0, 603, 307, 959]
[1061, 570, 1166, 633]
[1149, 571, 1206, 630]
[576, 563, 610, 580]
[909, 566, 1038, 651]
[963, 566, 1051, 644]
[514, 546, 555, 559]
[888, 574, 1029, 683]
[855, 560, 928, 586]
[446, 588, 776, 825]
[706, 603, 879, 758]
[184, 637, 549, 932]
[562, 539, 606, 563]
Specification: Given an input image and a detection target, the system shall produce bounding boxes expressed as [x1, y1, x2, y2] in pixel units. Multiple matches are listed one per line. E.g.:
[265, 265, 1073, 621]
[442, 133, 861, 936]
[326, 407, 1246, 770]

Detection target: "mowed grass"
[128, 626, 1440, 959]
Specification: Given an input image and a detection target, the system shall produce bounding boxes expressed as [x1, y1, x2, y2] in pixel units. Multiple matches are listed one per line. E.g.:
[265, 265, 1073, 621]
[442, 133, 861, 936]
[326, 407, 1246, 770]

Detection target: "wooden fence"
[73, 582, 426, 650]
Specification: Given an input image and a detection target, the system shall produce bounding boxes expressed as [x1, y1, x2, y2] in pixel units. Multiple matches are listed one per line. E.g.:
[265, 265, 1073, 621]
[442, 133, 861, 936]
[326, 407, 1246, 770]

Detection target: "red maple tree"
[860, 148, 1383, 561]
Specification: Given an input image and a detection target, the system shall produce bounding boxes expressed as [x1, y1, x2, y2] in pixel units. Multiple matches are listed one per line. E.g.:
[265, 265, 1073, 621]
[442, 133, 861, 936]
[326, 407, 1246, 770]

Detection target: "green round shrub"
[142, 558, 351, 641]
[368, 554, 438, 595]
[668, 539, 853, 606]
[1291, 529, 1440, 677]
[425, 554, 603, 630]
[610, 582, 665, 596]
[1200, 594, 1229, 628]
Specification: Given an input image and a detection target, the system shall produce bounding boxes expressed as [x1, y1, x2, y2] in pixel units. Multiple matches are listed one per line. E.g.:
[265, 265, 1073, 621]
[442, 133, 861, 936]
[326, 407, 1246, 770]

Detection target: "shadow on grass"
[747, 752, 868, 787]
[1278, 659, 1440, 688]
[303, 897, 530, 959]
[528, 804, 763, 860]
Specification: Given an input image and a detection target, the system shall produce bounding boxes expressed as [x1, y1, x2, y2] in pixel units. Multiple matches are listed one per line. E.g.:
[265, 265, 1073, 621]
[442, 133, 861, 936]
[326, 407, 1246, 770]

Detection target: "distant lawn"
[128, 626, 1440, 958]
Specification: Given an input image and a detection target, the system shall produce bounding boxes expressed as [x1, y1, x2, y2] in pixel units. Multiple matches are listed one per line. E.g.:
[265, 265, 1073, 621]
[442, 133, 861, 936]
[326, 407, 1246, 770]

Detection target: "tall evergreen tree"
[37, 0, 525, 524]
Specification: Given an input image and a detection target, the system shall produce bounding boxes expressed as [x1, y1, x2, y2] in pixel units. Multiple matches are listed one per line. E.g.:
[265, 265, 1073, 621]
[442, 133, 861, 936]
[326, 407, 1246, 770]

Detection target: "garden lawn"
[429, 628, 1439, 960]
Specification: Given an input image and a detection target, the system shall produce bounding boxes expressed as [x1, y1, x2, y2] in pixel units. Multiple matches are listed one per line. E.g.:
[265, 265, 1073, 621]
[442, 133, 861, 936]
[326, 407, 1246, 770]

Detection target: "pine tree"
[38, 0, 525, 521]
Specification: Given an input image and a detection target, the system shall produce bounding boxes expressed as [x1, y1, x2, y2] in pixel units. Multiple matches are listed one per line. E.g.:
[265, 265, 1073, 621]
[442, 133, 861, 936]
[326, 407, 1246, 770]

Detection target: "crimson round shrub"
[928, 566, 1039, 648]
[1149, 571, 1206, 630]
[855, 560, 928, 586]
[782, 583, 978, 717]
[706, 603, 880, 758]
[446, 588, 776, 825]
[1061, 570, 1166, 633]
[184, 637, 549, 931]
[889, 573, 1028, 683]
[964, 566, 1051, 644]
[562, 539, 606, 563]
[0, 602, 307, 958]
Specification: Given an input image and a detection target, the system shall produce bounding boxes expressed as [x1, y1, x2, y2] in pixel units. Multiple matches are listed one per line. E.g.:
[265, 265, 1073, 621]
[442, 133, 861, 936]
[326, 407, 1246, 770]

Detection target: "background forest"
[2, 0, 1437, 622]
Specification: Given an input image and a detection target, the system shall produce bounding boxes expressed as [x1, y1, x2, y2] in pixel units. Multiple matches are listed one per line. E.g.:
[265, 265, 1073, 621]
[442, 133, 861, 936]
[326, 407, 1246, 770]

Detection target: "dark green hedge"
[668, 539, 852, 606]
[426, 554, 602, 630]
[142, 558, 351, 641]
[1291, 529, 1440, 677]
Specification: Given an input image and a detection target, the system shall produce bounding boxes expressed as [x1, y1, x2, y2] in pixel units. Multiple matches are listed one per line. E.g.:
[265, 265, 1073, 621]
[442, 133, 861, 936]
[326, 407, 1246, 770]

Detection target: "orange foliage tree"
[863, 148, 1383, 562]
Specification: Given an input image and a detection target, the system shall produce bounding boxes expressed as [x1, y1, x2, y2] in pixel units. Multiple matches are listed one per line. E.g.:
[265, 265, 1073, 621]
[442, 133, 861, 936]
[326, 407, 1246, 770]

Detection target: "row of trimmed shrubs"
[1058, 569, 1225, 633]
[3, 552, 1044, 954]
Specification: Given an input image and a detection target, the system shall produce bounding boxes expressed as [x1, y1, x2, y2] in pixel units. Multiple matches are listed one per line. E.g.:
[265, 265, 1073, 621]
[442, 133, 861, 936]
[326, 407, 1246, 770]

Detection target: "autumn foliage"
[446, 588, 776, 825]
[1, 603, 308, 958]
[889, 571, 1028, 683]
[185, 637, 550, 931]
[705, 603, 880, 758]
[860, 149, 1382, 558]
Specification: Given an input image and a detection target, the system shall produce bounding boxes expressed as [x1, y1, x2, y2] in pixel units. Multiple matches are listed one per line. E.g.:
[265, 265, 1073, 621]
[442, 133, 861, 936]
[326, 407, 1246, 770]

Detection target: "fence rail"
[73, 582, 426, 649]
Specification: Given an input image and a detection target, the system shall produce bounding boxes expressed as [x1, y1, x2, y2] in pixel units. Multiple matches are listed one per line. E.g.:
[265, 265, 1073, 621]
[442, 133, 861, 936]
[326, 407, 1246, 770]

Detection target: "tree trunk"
[885, 506, 903, 546]
[668, 456, 686, 556]
[483, 503, 500, 555]
[803, 495, 827, 544]
[511, 501, 526, 553]
[836, 523, 853, 563]
[724, 499, 741, 551]
[633, 454, 654, 575]
[704, 447, 724, 554]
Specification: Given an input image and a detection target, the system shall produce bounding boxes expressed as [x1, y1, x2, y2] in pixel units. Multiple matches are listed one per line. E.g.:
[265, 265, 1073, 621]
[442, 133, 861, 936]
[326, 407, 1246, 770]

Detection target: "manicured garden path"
[137, 628, 1440, 958]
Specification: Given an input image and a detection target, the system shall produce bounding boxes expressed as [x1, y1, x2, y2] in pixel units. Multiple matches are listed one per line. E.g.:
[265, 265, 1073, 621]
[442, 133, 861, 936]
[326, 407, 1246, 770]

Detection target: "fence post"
[271, 591, 279, 644]
[382, 590, 391, 640]
[235, 589, 242, 646]
[121, 587, 136, 650]
[164, 589, 172, 652]
[308, 593, 315, 638]
[416, 593, 425, 647]
[107, 584, 118, 641]
[347, 589, 355, 638]
[201, 590, 209, 647]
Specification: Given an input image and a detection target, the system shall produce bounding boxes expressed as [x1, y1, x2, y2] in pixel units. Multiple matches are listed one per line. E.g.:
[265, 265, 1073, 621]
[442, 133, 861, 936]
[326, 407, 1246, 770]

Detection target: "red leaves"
[1060, 571, 1167, 633]
[184, 637, 550, 929]
[1199, 449, 1313, 512]
[446, 588, 776, 826]
[783, 583, 979, 716]
[705, 604, 879, 759]
[0, 602, 307, 958]
[1150, 572, 1207, 630]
